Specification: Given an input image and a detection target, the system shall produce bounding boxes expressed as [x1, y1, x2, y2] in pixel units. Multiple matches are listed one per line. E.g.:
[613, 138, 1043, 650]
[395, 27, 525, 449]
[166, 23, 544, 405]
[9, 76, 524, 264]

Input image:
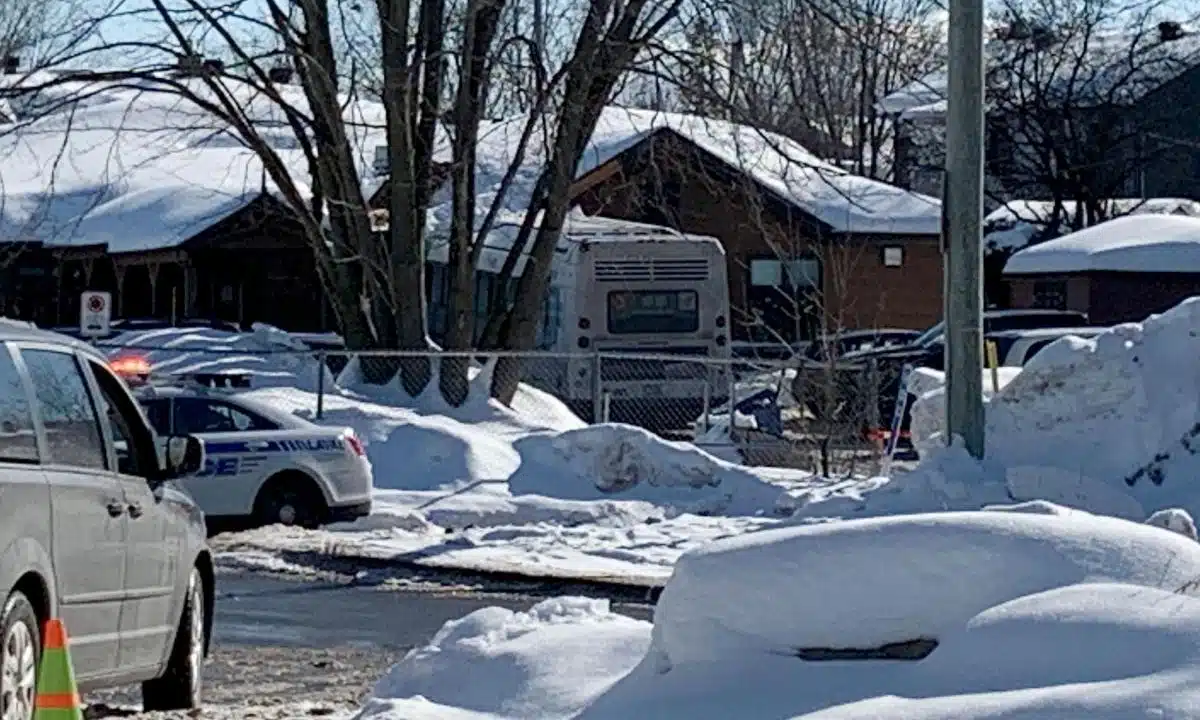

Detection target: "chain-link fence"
[97, 338, 904, 475]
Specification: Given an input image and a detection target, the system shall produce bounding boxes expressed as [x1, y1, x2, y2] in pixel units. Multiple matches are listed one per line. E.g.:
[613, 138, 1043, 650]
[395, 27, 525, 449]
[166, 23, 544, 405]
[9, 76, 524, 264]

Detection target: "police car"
[114, 362, 373, 530]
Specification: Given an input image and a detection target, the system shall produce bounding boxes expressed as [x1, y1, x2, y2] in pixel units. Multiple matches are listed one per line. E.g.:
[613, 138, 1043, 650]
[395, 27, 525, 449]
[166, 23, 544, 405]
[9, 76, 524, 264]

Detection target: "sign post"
[79, 291, 112, 339]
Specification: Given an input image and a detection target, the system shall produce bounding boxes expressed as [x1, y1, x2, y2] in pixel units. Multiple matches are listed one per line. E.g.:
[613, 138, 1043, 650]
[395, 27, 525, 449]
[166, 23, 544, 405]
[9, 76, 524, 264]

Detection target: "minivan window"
[141, 398, 172, 435]
[21, 349, 107, 470]
[88, 360, 158, 477]
[0, 345, 38, 463]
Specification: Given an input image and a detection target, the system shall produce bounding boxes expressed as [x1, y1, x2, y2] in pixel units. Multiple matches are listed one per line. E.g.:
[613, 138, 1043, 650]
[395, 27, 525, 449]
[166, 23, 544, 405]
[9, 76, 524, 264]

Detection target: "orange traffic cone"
[33, 619, 82, 720]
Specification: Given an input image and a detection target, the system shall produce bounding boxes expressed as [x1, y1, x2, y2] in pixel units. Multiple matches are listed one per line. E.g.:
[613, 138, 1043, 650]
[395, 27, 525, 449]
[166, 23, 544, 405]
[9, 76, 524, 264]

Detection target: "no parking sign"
[80, 291, 112, 338]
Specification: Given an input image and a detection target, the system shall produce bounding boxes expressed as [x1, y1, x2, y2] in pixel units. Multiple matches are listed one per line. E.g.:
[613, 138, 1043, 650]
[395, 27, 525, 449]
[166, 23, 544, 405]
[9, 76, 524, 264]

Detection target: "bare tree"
[474, 0, 689, 403]
[983, 0, 1200, 226]
[0, 0, 134, 274]
[893, 0, 1200, 229]
[441, 0, 507, 405]
[671, 0, 944, 180]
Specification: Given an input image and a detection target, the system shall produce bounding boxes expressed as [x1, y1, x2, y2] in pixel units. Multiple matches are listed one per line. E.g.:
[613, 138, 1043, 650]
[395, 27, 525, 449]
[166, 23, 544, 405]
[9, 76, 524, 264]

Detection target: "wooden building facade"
[1, 193, 334, 333]
[569, 129, 944, 344]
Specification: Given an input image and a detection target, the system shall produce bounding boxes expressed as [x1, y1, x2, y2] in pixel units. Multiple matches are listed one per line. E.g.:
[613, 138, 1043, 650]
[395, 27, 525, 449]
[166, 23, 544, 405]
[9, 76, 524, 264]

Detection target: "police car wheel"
[254, 474, 327, 530]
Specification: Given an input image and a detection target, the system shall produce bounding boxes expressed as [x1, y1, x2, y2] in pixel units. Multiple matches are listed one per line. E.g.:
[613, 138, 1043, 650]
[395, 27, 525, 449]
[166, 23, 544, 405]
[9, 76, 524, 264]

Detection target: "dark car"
[797, 309, 1091, 448]
[834, 309, 1090, 377]
[801, 329, 923, 365]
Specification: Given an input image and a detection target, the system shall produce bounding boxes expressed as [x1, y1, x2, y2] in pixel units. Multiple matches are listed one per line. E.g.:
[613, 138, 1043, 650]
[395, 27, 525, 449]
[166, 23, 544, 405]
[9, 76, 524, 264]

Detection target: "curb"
[217, 547, 664, 604]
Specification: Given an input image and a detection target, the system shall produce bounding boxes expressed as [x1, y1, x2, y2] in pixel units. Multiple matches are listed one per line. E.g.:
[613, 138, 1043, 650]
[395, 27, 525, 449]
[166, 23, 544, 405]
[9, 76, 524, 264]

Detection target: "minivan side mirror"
[162, 435, 205, 480]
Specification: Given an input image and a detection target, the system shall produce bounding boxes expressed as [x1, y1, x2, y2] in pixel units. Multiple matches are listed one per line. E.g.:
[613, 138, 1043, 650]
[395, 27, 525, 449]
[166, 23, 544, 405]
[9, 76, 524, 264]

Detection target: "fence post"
[602, 391, 611, 423]
[867, 358, 881, 431]
[728, 361, 738, 443]
[591, 351, 604, 424]
[702, 376, 711, 434]
[316, 350, 326, 420]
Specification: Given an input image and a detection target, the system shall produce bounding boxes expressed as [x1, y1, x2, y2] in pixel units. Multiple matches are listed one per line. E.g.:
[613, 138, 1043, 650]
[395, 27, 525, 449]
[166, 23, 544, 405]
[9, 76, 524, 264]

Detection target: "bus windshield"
[607, 290, 699, 334]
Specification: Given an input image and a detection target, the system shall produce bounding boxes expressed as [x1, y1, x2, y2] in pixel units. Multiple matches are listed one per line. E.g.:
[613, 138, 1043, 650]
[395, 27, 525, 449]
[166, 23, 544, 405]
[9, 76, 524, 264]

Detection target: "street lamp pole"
[943, 0, 987, 458]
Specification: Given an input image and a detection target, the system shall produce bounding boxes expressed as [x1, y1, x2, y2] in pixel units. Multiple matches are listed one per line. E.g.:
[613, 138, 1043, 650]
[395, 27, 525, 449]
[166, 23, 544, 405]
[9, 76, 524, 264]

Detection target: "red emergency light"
[109, 355, 153, 382]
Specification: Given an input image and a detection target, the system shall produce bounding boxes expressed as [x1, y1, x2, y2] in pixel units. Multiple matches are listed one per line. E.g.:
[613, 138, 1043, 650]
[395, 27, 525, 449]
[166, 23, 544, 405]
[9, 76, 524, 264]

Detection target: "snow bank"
[260, 356, 790, 518]
[220, 345, 816, 585]
[100, 325, 334, 390]
[907, 366, 1022, 457]
[511, 424, 792, 517]
[334, 355, 586, 435]
[649, 509, 1200, 666]
[360, 598, 649, 720]
[357, 508, 1200, 720]
[872, 298, 1200, 523]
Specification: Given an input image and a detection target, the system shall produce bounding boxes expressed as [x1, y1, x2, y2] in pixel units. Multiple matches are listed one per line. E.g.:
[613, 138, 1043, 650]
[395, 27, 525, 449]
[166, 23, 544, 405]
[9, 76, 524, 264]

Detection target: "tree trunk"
[441, 0, 506, 406]
[376, 0, 446, 392]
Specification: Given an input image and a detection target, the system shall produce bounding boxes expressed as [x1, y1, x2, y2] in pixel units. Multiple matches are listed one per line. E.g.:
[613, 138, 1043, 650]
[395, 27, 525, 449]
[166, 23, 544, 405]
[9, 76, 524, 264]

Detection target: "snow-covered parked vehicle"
[113, 368, 373, 531]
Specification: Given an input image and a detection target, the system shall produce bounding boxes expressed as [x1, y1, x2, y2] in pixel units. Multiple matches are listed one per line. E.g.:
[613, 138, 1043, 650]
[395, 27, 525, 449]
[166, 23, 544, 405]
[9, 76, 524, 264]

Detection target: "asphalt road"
[87, 570, 654, 719]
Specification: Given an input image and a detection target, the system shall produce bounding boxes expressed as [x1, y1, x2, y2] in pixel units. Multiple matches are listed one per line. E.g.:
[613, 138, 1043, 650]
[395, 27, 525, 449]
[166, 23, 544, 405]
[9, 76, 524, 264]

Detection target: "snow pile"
[100, 325, 334, 390]
[649, 509, 1200, 664]
[907, 366, 1022, 457]
[359, 598, 649, 720]
[357, 507, 1200, 719]
[510, 424, 793, 516]
[1146, 508, 1200, 541]
[216, 343, 823, 586]
[858, 298, 1200, 522]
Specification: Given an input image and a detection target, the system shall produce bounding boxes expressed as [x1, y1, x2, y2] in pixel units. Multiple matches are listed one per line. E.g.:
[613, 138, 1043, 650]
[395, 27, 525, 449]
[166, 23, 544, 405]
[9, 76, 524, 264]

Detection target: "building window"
[882, 246, 904, 267]
[749, 257, 820, 289]
[1032, 279, 1067, 310]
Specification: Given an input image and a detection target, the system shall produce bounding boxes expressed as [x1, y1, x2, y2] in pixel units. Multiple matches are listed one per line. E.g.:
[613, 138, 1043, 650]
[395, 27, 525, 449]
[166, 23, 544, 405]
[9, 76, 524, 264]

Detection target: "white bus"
[425, 211, 731, 426]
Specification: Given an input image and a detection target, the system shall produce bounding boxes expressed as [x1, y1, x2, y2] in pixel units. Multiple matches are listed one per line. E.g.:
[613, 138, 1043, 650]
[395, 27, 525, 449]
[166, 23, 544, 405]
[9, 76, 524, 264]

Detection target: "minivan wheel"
[0, 592, 39, 720]
[142, 568, 205, 712]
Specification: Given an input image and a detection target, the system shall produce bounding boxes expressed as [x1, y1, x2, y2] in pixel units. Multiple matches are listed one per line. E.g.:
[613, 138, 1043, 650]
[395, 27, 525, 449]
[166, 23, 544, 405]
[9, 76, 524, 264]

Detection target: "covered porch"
[51, 194, 336, 333]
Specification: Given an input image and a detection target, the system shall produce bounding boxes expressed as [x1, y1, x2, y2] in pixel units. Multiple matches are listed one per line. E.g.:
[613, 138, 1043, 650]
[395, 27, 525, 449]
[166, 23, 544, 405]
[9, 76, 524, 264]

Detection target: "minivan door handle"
[106, 500, 125, 518]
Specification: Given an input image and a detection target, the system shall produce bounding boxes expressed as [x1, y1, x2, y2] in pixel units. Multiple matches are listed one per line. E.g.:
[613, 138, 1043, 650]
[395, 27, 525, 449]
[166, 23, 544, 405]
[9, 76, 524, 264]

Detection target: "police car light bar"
[109, 355, 153, 384]
[109, 355, 247, 393]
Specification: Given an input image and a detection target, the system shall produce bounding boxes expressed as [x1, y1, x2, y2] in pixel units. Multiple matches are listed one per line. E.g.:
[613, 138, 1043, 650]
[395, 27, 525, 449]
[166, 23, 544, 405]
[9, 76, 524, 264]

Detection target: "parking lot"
[85, 569, 653, 718]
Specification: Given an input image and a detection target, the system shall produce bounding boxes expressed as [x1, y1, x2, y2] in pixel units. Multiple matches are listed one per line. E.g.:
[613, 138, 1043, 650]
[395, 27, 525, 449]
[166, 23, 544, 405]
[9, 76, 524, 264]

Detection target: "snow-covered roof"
[987, 198, 1200, 226]
[1004, 214, 1200, 274]
[432, 106, 941, 237]
[877, 71, 947, 117]
[0, 76, 388, 252]
[985, 198, 1200, 252]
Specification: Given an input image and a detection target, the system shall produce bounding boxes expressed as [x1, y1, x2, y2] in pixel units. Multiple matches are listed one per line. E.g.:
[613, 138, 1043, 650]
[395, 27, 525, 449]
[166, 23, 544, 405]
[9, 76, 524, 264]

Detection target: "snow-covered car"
[129, 381, 373, 530]
[985, 326, 1110, 367]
